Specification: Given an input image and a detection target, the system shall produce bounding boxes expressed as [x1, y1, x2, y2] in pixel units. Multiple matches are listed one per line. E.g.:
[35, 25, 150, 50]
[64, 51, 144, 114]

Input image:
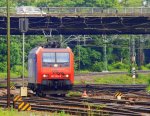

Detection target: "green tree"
[119, 0, 142, 7]
[0, 37, 7, 72]
[73, 46, 101, 70]
[0, 41, 7, 63]
[10, 41, 22, 66]
[112, 39, 129, 63]
[74, 46, 91, 69]
[95, 0, 119, 8]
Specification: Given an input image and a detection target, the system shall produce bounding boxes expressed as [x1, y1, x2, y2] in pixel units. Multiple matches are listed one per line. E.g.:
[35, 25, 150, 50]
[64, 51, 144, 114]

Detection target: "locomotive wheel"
[37, 92, 46, 97]
[61, 94, 65, 97]
[50, 94, 65, 97]
[41, 92, 46, 97]
[36, 90, 46, 97]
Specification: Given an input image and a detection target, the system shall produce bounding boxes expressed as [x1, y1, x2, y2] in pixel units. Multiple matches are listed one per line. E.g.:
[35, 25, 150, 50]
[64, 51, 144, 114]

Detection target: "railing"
[0, 7, 150, 16]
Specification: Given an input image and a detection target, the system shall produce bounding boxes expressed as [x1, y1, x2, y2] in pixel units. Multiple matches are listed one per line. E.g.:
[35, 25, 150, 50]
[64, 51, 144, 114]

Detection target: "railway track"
[0, 83, 147, 92]
[0, 92, 150, 116]
[0, 84, 149, 115]
[0, 77, 149, 115]
[73, 84, 147, 93]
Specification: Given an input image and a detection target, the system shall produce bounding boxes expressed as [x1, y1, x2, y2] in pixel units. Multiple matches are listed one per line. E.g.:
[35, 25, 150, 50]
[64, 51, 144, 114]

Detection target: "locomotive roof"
[42, 47, 71, 52]
[29, 47, 72, 55]
[29, 47, 40, 54]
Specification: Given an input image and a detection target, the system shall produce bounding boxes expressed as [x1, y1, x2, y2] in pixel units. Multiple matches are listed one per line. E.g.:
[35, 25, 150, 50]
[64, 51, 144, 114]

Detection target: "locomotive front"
[28, 47, 74, 95]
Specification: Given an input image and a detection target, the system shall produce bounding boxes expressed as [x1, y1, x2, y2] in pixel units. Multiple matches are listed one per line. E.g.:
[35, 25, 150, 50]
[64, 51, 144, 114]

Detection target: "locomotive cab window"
[42, 52, 70, 67]
[42, 53, 55, 67]
[56, 53, 69, 63]
[43, 53, 55, 63]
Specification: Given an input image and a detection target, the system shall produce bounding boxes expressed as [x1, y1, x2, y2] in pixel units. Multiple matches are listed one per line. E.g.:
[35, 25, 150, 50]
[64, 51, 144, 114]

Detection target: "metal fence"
[0, 7, 150, 16]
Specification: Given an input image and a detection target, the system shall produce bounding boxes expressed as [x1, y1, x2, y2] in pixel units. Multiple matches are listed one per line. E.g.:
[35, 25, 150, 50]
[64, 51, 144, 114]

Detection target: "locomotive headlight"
[65, 74, 69, 78]
[54, 64, 58, 67]
[43, 74, 49, 78]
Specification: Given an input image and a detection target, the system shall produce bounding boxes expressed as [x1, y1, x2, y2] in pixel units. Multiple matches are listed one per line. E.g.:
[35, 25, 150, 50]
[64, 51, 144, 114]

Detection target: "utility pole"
[137, 36, 144, 70]
[104, 42, 108, 71]
[103, 35, 108, 72]
[7, 0, 10, 108]
[22, 32, 25, 86]
[131, 35, 136, 79]
[78, 36, 81, 71]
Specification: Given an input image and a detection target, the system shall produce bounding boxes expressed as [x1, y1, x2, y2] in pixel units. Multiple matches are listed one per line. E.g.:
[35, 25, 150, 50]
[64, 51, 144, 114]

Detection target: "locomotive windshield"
[43, 53, 55, 63]
[56, 53, 69, 63]
[42, 52, 69, 67]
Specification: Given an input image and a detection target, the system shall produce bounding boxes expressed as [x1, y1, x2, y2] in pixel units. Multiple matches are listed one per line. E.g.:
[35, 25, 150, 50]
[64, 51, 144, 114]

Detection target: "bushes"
[0, 62, 7, 72]
[145, 63, 150, 69]
[11, 65, 28, 76]
[0, 63, 28, 77]
[111, 62, 129, 70]
[140, 66, 149, 70]
[91, 62, 104, 72]
[82, 62, 129, 72]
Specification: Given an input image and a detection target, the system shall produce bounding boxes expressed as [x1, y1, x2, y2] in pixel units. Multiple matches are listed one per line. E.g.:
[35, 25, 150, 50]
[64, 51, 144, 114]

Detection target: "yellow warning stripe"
[119, 93, 122, 96]
[14, 95, 19, 101]
[10, 86, 16, 90]
[14, 95, 19, 98]
[115, 92, 119, 97]
[18, 102, 25, 109]
[14, 96, 22, 102]
[17, 97, 22, 101]
[27, 106, 31, 111]
[21, 103, 30, 111]
[115, 92, 122, 97]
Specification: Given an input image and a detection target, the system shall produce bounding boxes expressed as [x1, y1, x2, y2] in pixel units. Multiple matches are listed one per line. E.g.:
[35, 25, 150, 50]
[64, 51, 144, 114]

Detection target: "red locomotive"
[28, 47, 74, 96]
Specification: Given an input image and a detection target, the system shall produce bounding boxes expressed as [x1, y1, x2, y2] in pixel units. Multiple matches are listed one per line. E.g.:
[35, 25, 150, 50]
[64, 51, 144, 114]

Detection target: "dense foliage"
[0, 34, 150, 73]
[0, 0, 143, 7]
[0, 0, 149, 74]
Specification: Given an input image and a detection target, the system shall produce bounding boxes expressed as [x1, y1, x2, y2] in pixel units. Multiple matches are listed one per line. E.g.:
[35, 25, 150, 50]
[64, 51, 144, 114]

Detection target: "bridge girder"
[0, 16, 150, 35]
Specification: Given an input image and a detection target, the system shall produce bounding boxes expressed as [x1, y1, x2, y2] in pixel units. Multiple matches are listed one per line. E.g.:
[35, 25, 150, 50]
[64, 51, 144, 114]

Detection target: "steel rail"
[0, 94, 150, 115]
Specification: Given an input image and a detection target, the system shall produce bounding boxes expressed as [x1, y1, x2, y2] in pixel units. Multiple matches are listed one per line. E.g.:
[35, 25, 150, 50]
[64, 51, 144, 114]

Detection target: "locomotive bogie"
[28, 79, 72, 91]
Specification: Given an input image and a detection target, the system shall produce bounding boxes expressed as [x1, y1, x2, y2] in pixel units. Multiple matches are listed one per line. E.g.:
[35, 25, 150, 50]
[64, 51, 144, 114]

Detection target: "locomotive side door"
[28, 54, 37, 83]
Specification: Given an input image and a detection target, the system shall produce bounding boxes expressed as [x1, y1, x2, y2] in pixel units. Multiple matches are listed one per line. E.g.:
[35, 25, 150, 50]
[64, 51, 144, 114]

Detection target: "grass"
[75, 73, 150, 93]
[0, 108, 25, 116]
[0, 72, 28, 79]
[146, 85, 150, 94]
[0, 72, 20, 79]
[108, 69, 128, 72]
[0, 108, 69, 116]
[141, 66, 150, 70]
[67, 91, 82, 97]
[75, 74, 150, 85]
[0, 72, 21, 87]
[93, 74, 150, 84]
[75, 70, 90, 74]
